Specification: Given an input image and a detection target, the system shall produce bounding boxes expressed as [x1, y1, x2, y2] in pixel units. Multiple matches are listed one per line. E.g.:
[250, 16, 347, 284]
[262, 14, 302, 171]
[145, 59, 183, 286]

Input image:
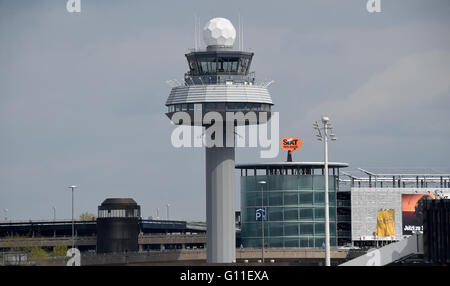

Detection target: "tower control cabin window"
[186, 53, 253, 75]
[238, 58, 250, 73]
[188, 58, 199, 75]
[198, 58, 217, 74]
[217, 58, 239, 73]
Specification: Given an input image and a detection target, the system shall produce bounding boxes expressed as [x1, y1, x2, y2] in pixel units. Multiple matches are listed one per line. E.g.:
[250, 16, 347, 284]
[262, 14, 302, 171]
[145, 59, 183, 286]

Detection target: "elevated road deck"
[0, 233, 206, 249]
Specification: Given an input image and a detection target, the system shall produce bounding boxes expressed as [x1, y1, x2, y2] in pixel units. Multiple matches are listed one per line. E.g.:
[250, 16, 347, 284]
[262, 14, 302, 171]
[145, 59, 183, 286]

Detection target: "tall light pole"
[52, 206, 56, 221]
[314, 116, 337, 266]
[258, 180, 266, 263]
[68, 185, 77, 251]
[3, 209, 8, 221]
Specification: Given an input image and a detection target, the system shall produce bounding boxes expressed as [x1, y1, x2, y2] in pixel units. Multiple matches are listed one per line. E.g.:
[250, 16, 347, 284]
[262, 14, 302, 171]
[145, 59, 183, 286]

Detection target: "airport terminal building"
[343, 171, 450, 247]
[236, 162, 349, 248]
[236, 163, 449, 249]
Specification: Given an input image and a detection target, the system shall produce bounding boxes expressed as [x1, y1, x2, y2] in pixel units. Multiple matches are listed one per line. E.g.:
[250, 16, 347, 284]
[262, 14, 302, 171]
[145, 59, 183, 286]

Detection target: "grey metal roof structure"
[235, 161, 349, 169]
[166, 84, 273, 106]
[340, 168, 450, 186]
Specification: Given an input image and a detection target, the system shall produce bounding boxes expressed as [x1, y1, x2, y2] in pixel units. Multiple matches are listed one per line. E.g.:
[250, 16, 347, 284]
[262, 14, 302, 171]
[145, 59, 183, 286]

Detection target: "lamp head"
[321, 116, 330, 124]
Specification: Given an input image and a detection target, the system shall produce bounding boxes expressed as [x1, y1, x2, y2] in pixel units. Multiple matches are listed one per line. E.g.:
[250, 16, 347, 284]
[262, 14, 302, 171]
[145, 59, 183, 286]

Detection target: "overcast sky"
[1, 0, 449, 222]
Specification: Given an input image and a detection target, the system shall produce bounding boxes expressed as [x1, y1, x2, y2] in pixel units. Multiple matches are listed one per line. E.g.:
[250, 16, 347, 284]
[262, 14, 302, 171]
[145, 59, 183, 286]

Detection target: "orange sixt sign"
[281, 138, 302, 151]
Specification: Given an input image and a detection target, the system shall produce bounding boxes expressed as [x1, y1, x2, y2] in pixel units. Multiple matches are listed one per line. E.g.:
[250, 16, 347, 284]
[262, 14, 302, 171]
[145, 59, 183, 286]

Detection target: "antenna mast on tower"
[194, 14, 197, 50]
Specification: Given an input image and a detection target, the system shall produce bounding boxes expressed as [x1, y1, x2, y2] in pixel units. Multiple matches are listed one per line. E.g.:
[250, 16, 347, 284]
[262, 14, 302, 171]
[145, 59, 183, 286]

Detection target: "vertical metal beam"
[261, 183, 265, 263]
[72, 188, 74, 250]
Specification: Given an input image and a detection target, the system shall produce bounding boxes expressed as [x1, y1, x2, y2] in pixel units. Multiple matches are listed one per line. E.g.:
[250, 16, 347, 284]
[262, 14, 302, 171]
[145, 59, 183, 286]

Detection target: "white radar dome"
[203, 17, 236, 47]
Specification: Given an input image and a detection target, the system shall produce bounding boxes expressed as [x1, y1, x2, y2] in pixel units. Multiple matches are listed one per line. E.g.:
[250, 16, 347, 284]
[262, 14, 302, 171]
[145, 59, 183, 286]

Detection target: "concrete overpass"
[83, 248, 353, 265]
[7, 248, 359, 266]
[0, 233, 207, 250]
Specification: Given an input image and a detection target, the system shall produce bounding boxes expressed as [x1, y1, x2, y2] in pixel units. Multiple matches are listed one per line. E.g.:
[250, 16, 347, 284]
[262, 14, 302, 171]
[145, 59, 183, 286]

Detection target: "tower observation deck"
[165, 18, 273, 122]
[165, 17, 274, 263]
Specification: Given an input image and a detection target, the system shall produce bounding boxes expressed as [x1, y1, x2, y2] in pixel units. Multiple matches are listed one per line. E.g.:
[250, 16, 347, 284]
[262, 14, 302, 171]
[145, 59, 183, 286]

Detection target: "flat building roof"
[235, 162, 349, 169]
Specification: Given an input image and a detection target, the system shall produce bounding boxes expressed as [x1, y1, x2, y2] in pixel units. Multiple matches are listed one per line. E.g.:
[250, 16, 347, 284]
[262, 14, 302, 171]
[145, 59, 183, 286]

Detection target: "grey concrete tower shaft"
[205, 129, 236, 263]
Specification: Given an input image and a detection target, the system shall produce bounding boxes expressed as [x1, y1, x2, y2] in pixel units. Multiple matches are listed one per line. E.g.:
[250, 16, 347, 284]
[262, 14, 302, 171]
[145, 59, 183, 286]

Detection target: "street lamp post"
[166, 204, 170, 221]
[258, 180, 266, 263]
[3, 209, 8, 221]
[68, 185, 77, 251]
[314, 116, 337, 267]
[52, 206, 56, 221]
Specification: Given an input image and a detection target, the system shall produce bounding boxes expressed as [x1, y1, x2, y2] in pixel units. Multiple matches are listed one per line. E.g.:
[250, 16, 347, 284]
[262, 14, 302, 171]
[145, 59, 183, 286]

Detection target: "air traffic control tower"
[165, 18, 274, 263]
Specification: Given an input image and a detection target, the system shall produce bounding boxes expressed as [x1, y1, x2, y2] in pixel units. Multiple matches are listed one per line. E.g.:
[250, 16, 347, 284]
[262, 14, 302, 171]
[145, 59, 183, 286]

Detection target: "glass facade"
[240, 174, 338, 248]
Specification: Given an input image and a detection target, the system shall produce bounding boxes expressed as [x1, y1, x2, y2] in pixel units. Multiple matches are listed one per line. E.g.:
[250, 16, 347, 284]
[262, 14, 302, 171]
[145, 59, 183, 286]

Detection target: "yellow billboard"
[376, 209, 395, 237]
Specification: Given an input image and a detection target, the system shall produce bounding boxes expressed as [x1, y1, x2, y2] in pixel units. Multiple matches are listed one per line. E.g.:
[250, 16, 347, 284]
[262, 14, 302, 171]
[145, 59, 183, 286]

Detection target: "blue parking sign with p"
[255, 208, 266, 221]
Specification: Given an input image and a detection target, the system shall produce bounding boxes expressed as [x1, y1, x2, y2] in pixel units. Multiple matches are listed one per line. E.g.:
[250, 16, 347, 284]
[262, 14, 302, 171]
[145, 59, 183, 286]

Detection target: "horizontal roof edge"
[235, 162, 349, 169]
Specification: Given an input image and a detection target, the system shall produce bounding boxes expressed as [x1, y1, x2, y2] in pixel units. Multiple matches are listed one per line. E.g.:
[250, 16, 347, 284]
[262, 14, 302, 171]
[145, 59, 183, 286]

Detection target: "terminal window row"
[241, 175, 337, 191]
[241, 207, 337, 222]
[241, 222, 337, 237]
[242, 237, 337, 248]
[242, 191, 337, 207]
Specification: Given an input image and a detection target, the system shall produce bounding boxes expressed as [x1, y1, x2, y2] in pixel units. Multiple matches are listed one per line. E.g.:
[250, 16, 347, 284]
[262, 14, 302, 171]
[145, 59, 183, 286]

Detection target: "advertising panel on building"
[401, 194, 435, 235]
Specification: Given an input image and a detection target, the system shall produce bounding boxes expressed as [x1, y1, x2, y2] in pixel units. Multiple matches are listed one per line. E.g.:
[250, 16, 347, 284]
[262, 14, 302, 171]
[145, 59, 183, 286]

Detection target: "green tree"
[51, 244, 68, 257]
[28, 246, 49, 259]
[79, 212, 96, 221]
[4, 233, 52, 261]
